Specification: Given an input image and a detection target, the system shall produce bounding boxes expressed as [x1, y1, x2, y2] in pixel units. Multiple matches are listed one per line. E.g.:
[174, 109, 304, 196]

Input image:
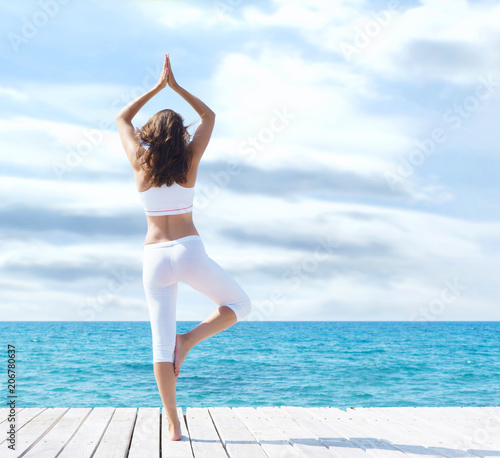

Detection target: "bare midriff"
[144, 212, 199, 245]
[135, 148, 200, 246]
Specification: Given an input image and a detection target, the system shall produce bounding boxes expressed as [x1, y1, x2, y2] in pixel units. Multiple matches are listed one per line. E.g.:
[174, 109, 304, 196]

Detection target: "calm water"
[3, 321, 499, 409]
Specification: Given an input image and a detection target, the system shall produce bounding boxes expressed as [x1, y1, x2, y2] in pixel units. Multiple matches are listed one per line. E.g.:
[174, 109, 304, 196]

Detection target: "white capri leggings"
[142, 235, 252, 363]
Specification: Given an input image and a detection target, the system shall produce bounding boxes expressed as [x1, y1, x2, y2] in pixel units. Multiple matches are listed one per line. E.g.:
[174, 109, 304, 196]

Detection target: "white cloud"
[0, 115, 133, 179]
[2, 188, 499, 320]
[333, 0, 500, 84]
[0, 86, 28, 101]
[1, 0, 499, 320]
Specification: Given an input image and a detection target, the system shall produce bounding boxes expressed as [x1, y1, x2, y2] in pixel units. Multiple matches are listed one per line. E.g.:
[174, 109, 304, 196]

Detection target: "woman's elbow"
[202, 109, 215, 120]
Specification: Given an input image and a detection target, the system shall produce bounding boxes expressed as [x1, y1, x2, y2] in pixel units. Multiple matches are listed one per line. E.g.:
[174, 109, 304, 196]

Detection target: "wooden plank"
[161, 407, 193, 458]
[14, 408, 68, 457]
[57, 407, 115, 458]
[128, 407, 161, 458]
[0, 408, 39, 449]
[336, 408, 463, 456]
[23, 408, 91, 458]
[209, 407, 268, 458]
[340, 408, 450, 457]
[290, 406, 376, 458]
[258, 406, 344, 458]
[449, 407, 500, 448]
[399, 407, 500, 449]
[185, 407, 228, 458]
[234, 407, 309, 458]
[402, 407, 500, 443]
[15, 408, 40, 428]
[0, 408, 24, 425]
[4, 406, 499, 458]
[363, 407, 494, 451]
[458, 407, 500, 420]
[402, 407, 497, 454]
[334, 408, 477, 457]
[93, 408, 137, 458]
[283, 406, 404, 458]
[0, 408, 25, 457]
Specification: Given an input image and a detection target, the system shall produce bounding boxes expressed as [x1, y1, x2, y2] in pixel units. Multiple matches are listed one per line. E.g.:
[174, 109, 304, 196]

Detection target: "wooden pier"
[2, 406, 499, 457]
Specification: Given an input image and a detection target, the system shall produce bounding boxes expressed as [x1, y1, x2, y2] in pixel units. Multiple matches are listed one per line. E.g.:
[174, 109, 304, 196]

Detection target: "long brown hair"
[136, 109, 193, 187]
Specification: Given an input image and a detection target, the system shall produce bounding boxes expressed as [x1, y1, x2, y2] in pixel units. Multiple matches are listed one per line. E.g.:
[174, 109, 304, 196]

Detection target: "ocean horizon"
[3, 320, 499, 410]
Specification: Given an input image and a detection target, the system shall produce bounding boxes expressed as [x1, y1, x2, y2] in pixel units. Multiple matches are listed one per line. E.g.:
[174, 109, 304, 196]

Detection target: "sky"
[0, 0, 499, 322]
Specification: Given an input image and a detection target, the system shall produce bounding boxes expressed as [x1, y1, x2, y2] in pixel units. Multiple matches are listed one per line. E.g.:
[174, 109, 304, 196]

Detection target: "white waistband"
[144, 235, 202, 249]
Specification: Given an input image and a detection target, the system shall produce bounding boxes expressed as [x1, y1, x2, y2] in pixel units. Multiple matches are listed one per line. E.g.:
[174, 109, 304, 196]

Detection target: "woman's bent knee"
[224, 293, 252, 322]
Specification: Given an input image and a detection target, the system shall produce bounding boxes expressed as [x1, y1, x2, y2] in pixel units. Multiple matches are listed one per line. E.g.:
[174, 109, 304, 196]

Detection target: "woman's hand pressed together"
[166, 54, 180, 91]
[155, 54, 170, 90]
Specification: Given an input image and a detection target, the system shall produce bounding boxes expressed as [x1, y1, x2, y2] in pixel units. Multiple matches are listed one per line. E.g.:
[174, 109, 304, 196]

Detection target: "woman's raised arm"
[166, 55, 215, 162]
[167, 55, 215, 120]
[115, 55, 170, 168]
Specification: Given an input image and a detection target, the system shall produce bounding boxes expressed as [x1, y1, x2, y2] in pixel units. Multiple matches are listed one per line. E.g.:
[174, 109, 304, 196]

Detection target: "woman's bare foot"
[174, 333, 191, 377]
[166, 416, 181, 441]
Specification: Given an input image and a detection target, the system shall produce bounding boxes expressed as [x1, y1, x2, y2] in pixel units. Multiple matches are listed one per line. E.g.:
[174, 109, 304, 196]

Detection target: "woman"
[115, 54, 252, 441]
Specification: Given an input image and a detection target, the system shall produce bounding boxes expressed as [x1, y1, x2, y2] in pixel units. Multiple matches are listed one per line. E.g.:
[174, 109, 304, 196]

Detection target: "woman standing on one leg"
[115, 54, 252, 441]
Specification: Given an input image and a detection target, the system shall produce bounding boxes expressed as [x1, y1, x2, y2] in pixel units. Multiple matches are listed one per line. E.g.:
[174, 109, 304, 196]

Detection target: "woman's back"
[139, 181, 195, 216]
[117, 53, 215, 245]
[135, 156, 201, 245]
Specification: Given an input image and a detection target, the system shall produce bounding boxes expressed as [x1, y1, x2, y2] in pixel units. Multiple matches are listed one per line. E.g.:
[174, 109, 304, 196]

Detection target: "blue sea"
[3, 321, 499, 409]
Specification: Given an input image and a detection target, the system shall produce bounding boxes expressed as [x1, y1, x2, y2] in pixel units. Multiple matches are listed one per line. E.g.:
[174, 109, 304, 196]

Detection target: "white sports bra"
[138, 182, 194, 216]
